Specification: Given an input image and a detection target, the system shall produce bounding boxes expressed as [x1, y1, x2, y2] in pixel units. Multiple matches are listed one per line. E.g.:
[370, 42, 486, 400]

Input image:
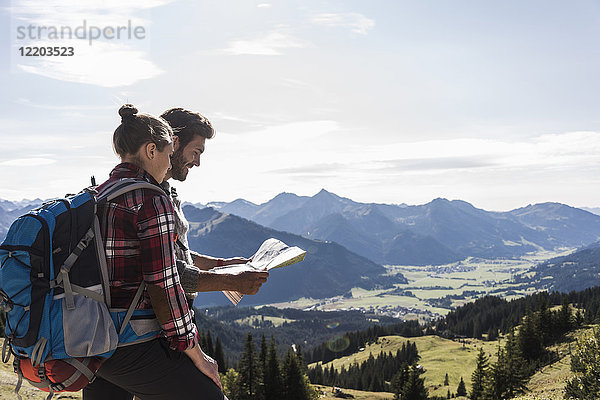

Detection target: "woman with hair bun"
[83, 105, 224, 400]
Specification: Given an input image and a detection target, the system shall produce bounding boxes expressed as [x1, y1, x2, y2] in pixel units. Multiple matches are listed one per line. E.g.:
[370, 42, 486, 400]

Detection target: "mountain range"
[206, 190, 600, 266]
[3, 191, 600, 304]
[0, 200, 43, 242]
[183, 205, 406, 306]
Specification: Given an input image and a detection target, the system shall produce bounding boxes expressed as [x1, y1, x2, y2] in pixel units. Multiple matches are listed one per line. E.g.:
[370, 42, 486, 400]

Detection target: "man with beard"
[160, 108, 269, 301]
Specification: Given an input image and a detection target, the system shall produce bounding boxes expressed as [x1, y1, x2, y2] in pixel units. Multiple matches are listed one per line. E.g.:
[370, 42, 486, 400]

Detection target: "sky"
[1, 0, 599, 211]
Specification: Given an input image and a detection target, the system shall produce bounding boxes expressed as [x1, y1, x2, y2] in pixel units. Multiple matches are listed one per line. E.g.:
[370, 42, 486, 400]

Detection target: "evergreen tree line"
[222, 333, 317, 400]
[435, 286, 600, 339]
[304, 319, 423, 364]
[307, 340, 420, 392]
[192, 305, 399, 362]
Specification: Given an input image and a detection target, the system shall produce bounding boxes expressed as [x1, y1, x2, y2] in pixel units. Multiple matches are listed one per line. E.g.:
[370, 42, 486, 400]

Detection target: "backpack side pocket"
[62, 294, 117, 357]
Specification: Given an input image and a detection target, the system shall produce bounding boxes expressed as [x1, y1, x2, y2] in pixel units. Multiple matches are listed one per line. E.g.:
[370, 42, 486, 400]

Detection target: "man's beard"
[170, 151, 190, 181]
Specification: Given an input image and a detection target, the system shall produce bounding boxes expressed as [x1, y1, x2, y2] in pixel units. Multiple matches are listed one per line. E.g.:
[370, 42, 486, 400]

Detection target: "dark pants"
[83, 339, 224, 400]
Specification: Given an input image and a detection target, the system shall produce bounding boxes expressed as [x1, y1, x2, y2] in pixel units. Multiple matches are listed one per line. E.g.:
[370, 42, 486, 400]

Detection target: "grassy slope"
[313, 384, 394, 399]
[311, 335, 500, 398]
[311, 327, 596, 400]
[513, 327, 590, 400]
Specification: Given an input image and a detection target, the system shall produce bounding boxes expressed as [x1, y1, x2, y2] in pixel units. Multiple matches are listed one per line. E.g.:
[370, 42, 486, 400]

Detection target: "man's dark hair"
[160, 108, 214, 149]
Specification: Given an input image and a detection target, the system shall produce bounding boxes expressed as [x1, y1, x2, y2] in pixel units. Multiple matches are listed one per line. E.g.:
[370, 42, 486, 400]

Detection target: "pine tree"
[483, 346, 507, 400]
[401, 365, 428, 400]
[536, 300, 552, 346]
[282, 349, 310, 400]
[486, 326, 498, 341]
[256, 334, 268, 400]
[557, 297, 572, 335]
[205, 330, 215, 358]
[444, 372, 449, 386]
[518, 309, 544, 361]
[264, 336, 283, 400]
[456, 377, 467, 396]
[473, 320, 482, 339]
[470, 348, 488, 400]
[237, 333, 259, 400]
[485, 331, 528, 400]
[214, 337, 227, 373]
[390, 365, 410, 400]
[503, 329, 528, 398]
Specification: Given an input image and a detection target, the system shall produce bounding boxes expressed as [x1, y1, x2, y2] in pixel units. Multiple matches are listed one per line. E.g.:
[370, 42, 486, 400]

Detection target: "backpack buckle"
[0, 291, 14, 313]
[2, 336, 12, 363]
[37, 365, 47, 381]
[12, 356, 20, 373]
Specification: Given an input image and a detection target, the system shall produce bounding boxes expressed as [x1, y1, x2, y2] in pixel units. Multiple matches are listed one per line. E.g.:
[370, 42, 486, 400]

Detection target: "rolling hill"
[525, 241, 600, 292]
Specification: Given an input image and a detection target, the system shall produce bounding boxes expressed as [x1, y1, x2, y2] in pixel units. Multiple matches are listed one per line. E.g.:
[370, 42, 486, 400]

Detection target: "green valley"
[270, 249, 574, 320]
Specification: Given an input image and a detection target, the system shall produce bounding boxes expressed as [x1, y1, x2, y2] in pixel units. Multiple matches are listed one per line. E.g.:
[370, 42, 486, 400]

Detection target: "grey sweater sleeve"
[175, 259, 201, 294]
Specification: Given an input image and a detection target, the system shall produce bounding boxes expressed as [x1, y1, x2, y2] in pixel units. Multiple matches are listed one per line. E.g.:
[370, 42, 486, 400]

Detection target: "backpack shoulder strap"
[97, 178, 166, 203]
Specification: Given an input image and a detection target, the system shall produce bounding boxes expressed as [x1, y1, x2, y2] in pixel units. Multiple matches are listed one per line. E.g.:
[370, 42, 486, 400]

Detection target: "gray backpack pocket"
[130, 318, 161, 336]
[62, 295, 118, 357]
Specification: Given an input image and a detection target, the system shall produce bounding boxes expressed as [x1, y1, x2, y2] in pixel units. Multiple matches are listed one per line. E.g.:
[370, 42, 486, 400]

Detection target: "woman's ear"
[145, 142, 157, 160]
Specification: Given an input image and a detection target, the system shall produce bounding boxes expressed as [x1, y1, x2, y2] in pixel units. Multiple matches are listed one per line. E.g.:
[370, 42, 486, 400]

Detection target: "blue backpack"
[0, 178, 164, 399]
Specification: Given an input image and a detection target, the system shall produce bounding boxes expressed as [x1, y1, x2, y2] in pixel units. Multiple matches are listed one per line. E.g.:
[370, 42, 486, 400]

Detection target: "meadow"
[310, 334, 498, 398]
[310, 326, 586, 400]
[270, 249, 573, 321]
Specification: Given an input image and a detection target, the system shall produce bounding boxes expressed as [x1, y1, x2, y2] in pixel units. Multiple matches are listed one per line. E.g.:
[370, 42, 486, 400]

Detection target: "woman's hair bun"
[119, 104, 138, 119]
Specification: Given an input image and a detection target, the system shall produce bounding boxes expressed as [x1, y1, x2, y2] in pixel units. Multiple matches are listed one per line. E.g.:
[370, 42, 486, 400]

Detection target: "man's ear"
[145, 142, 157, 159]
[172, 135, 180, 152]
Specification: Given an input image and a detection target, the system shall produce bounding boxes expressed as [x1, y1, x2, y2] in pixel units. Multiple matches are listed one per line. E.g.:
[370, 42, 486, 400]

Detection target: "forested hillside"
[524, 242, 600, 292]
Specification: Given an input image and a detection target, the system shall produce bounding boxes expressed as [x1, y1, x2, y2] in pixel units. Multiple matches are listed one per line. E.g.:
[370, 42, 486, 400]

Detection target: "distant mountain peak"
[512, 202, 587, 215]
[230, 198, 257, 206]
[315, 188, 336, 197]
[271, 192, 301, 201]
[205, 201, 227, 209]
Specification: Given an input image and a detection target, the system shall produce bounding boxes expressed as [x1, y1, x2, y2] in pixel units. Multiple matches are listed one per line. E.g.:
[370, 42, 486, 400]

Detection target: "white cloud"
[0, 158, 56, 167]
[9, 0, 169, 87]
[180, 124, 600, 210]
[223, 30, 308, 56]
[9, 0, 174, 25]
[17, 41, 163, 87]
[15, 98, 115, 111]
[311, 12, 375, 35]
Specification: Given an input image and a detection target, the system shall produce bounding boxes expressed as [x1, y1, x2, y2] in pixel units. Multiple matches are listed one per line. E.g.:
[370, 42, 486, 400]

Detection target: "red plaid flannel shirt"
[96, 163, 198, 351]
